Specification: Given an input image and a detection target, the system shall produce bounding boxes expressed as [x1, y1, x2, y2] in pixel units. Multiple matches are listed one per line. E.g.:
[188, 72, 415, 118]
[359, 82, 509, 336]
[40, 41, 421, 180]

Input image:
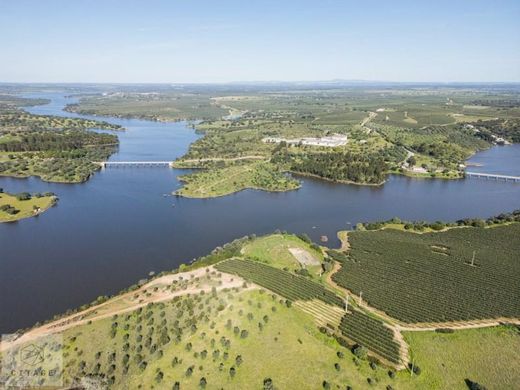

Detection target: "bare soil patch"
[288, 247, 319, 266]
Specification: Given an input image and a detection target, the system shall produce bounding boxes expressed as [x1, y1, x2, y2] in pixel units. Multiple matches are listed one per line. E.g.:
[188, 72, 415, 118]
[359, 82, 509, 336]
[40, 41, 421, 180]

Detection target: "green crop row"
[333, 224, 520, 323]
[215, 259, 343, 307]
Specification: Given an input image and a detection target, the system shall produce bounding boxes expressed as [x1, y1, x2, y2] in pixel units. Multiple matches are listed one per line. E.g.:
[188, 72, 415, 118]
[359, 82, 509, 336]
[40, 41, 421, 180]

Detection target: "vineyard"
[216, 258, 343, 307]
[339, 310, 402, 365]
[332, 224, 520, 323]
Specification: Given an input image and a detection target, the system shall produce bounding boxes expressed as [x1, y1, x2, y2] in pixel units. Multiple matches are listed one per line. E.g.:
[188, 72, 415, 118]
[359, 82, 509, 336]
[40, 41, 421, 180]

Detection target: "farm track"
[389, 322, 410, 365]
[397, 318, 520, 331]
[0, 267, 253, 353]
[360, 111, 377, 128]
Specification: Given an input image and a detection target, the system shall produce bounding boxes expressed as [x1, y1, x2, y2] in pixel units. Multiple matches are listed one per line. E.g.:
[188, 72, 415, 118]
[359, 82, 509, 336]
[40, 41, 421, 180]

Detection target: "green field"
[398, 325, 520, 390]
[241, 233, 324, 277]
[0, 277, 406, 389]
[216, 258, 344, 308]
[0, 191, 57, 222]
[339, 310, 402, 365]
[332, 224, 520, 323]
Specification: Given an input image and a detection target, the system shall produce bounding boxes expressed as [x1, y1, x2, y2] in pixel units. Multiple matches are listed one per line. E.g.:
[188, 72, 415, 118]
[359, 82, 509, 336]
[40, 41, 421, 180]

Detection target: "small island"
[0, 189, 57, 222]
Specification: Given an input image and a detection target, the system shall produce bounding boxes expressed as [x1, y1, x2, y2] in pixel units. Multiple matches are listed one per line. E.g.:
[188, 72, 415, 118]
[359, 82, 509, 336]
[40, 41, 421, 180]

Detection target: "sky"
[1, 0, 519, 83]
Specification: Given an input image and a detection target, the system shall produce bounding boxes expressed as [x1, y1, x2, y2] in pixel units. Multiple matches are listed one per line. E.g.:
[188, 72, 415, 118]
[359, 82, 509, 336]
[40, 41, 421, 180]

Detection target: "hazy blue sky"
[1, 0, 519, 83]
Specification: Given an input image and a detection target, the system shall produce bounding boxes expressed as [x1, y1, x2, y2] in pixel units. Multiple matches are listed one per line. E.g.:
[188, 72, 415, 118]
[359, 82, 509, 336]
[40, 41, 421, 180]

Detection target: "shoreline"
[173, 176, 302, 199]
[291, 171, 386, 187]
[0, 167, 100, 184]
[0, 192, 58, 223]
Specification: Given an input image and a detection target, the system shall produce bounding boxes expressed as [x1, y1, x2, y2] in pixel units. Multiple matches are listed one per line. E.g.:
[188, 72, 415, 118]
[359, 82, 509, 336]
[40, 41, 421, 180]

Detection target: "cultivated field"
[332, 224, 520, 323]
[339, 310, 401, 365]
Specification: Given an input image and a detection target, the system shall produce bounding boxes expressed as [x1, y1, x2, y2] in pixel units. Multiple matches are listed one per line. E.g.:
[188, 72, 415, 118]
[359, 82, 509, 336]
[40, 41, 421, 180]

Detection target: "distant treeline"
[0, 130, 117, 152]
[470, 99, 520, 108]
[0, 111, 122, 131]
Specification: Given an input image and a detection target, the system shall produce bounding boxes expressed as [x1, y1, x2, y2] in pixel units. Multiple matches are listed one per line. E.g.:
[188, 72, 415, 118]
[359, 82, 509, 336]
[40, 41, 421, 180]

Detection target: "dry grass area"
[0, 266, 252, 353]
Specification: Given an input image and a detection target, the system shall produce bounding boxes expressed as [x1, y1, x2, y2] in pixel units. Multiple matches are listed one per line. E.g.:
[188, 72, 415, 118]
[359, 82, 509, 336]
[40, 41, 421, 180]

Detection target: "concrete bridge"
[97, 161, 173, 168]
[465, 171, 520, 182]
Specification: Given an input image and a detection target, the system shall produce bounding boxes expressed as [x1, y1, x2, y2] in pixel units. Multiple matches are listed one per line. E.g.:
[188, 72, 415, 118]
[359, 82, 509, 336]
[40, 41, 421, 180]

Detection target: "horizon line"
[1, 79, 520, 86]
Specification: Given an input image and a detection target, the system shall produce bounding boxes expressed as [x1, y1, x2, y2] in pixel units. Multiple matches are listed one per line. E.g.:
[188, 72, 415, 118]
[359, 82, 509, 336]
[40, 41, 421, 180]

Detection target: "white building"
[263, 134, 348, 148]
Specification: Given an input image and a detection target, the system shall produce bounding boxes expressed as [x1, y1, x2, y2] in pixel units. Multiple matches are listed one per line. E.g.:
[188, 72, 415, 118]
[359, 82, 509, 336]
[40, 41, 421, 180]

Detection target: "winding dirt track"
[0, 267, 252, 353]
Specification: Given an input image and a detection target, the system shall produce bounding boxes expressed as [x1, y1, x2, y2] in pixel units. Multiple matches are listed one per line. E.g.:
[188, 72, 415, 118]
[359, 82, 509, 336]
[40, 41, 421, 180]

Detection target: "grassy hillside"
[241, 233, 324, 277]
[399, 325, 520, 390]
[1, 228, 519, 389]
[0, 268, 405, 389]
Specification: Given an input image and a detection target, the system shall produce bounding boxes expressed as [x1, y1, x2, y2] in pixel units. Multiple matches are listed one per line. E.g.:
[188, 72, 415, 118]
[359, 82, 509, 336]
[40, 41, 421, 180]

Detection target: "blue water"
[1, 93, 519, 333]
[467, 144, 520, 176]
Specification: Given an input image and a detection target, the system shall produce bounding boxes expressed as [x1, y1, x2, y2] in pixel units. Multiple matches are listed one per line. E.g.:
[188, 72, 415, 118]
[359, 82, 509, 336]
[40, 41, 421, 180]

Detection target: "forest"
[0, 107, 120, 183]
[288, 151, 387, 184]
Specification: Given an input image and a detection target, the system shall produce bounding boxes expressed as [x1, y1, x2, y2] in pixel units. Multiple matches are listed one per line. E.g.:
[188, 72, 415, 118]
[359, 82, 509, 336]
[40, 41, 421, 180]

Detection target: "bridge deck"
[466, 171, 520, 181]
[97, 161, 173, 167]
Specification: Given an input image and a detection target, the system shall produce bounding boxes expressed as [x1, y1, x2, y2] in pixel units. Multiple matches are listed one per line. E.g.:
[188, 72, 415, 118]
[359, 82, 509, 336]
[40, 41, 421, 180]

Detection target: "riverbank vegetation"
[356, 209, 520, 232]
[0, 189, 57, 222]
[2, 223, 518, 389]
[0, 102, 121, 183]
[66, 84, 520, 197]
